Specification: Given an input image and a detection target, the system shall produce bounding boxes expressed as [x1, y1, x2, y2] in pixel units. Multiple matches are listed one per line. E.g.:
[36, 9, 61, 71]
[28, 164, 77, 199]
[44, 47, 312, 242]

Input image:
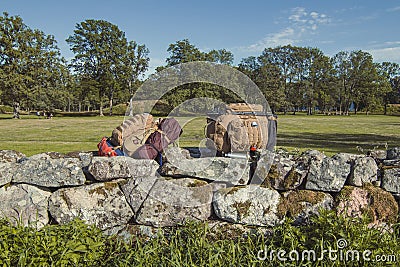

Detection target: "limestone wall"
[0, 147, 399, 235]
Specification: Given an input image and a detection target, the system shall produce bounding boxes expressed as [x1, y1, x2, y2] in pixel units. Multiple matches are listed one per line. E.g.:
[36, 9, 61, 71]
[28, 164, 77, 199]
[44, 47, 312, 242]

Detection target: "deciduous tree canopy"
[0, 13, 399, 116]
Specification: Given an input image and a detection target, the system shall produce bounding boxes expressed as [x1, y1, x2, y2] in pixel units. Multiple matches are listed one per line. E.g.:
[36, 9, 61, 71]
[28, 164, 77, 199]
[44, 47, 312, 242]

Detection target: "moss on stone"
[266, 164, 280, 180]
[104, 182, 118, 190]
[336, 184, 398, 224]
[224, 186, 244, 195]
[335, 185, 355, 202]
[188, 180, 208, 187]
[363, 183, 398, 224]
[277, 190, 327, 219]
[3, 182, 12, 190]
[88, 187, 107, 196]
[283, 167, 301, 189]
[233, 200, 251, 220]
[60, 190, 73, 208]
[88, 181, 118, 196]
[260, 165, 277, 189]
[259, 178, 272, 189]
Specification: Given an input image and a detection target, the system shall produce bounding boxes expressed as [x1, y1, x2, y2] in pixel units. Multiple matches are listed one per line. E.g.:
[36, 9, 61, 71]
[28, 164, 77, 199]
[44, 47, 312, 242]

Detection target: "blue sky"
[2, 0, 400, 74]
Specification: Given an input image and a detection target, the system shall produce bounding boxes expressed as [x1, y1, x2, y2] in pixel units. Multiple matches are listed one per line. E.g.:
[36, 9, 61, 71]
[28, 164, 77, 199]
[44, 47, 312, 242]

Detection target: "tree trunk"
[109, 98, 113, 116]
[109, 86, 114, 116]
[99, 90, 104, 116]
[99, 96, 104, 116]
[129, 96, 134, 117]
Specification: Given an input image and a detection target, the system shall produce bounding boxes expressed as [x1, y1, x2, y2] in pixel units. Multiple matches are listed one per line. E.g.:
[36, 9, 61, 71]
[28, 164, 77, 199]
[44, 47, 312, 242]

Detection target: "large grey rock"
[88, 157, 159, 181]
[0, 150, 26, 163]
[383, 159, 400, 167]
[387, 147, 400, 160]
[0, 184, 51, 228]
[135, 178, 214, 227]
[120, 175, 159, 214]
[49, 181, 133, 230]
[278, 190, 333, 225]
[12, 156, 86, 187]
[347, 157, 378, 187]
[161, 157, 250, 185]
[260, 152, 306, 190]
[298, 150, 327, 163]
[367, 150, 387, 161]
[305, 153, 352, 192]
[163, 147, 192, 162]
[0, 162, 16, 187]
[78, 152, 93, 168]
[213, 185, 281, 226]
[28, 152, 67, 160]
[381, 168, 400, 193]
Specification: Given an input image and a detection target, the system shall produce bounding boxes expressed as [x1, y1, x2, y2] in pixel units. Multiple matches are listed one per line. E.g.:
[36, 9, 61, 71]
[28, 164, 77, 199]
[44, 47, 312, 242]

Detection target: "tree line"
[1, 12, 399, 116]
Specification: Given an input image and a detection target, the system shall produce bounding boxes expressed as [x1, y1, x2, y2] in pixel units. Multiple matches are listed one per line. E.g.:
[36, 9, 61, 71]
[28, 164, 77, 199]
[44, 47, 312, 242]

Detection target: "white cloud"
[367, 46, 400, 63]
[289, 7, 308, 23]
[246, 28, 297, 52]
[244, 7, 330, 52]
[289, 7, 330, 29]
[387, 6, 400, 12]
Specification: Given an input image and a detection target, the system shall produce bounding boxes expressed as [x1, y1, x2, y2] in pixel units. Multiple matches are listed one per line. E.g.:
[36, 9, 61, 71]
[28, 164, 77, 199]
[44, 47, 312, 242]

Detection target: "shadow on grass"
[278, 132, 400, 153]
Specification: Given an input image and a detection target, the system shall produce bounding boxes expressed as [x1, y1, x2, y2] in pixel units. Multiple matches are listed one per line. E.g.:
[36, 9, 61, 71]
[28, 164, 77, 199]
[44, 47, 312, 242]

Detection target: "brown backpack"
[110, 113, 156, 156]
[206, 103, 275, 154]
[132, 118, 183, 161]
[227, 115, 269, 152]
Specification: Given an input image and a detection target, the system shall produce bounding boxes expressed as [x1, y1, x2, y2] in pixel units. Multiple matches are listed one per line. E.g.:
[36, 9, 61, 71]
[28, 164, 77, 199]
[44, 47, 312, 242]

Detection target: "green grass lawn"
[0, 113, 399, 156]
[276, 114, 400, 155]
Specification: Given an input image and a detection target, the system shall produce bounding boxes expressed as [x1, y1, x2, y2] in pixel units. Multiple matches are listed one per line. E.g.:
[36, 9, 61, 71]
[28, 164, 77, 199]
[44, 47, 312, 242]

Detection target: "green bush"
[387, 104, 400, 115]
[103, 103, 129, 116]
[0, 211, 399, 266]
[0, 105, 13, 113]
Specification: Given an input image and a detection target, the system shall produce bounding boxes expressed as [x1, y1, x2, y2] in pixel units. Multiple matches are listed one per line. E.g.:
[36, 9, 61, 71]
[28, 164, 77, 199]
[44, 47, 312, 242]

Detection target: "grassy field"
[0, 113, 399, 156]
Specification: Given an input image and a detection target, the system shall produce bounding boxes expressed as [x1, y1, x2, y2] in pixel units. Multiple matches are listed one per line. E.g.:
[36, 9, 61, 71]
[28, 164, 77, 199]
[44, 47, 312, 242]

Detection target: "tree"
[304, 48, 334, 115]
[162, 39, 237, 108]
[238, 56, 259, 80]
[378, 62, 400, 114]
[124, 41, 149, 116]
[259, 45, 297, 114]
[166, 39, 204, 66]
[67, 19, 148, 116]
[0, 12, 66, 116]
[238, 56, 284, 113]
[331, 51, 378, 114]
[206, 49, 234, 65]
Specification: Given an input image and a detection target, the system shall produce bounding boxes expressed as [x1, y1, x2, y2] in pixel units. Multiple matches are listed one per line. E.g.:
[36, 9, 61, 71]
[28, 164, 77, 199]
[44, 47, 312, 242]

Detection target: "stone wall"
[0, 147, 399, 235]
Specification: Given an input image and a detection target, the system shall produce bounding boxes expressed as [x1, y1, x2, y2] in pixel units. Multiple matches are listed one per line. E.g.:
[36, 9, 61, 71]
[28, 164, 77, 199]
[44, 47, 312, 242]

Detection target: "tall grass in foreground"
[0, 210, 399, 266]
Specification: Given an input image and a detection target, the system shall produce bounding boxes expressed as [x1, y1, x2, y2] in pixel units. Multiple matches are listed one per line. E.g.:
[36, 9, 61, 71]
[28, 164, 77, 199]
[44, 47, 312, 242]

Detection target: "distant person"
[13, 102, 20, 119]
